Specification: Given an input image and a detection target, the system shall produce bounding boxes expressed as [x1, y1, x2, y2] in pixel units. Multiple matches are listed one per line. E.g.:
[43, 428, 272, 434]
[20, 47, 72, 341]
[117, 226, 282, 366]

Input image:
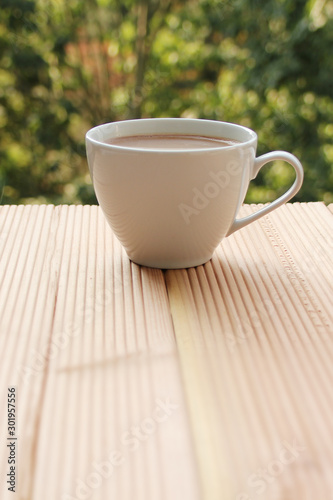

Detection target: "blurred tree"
[138, 0, 333, 202]
[0, 0, 95, 203]
[0, 0, 332, 204]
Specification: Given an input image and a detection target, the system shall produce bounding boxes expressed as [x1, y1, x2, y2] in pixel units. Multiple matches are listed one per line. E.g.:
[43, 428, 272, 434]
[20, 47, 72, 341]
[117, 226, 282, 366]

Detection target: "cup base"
[127, 252, 213, 269]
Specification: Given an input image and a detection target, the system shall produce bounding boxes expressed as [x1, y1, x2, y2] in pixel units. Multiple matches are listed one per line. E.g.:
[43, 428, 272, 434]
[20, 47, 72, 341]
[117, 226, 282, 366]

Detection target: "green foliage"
[0, 0, 332, 205]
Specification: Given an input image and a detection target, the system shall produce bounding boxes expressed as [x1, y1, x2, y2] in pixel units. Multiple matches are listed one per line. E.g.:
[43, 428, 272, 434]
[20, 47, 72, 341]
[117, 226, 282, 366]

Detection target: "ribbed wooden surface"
[1, 203, 333, 500]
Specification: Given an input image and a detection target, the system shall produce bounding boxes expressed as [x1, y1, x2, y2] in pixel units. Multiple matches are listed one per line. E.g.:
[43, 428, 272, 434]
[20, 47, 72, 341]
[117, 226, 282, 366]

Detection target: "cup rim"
[85, 118, 258, 153]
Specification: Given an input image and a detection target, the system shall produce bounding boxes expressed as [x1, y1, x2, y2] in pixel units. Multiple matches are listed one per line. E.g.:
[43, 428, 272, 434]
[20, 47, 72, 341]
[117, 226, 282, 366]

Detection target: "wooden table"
[1, 202, 333, 500]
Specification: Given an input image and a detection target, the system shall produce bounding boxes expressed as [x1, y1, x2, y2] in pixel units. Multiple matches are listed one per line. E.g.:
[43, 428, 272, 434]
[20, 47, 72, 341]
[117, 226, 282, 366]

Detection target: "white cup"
[85, 118, 303, 269]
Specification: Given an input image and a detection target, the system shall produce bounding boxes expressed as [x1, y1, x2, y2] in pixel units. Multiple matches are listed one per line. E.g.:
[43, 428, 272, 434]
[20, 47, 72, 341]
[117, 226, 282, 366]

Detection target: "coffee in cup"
[104, 134, 240, 149]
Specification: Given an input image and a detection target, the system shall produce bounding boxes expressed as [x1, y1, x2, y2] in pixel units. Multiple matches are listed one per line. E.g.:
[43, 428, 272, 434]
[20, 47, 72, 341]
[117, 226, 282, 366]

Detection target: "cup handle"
[227, 151, 304, 236]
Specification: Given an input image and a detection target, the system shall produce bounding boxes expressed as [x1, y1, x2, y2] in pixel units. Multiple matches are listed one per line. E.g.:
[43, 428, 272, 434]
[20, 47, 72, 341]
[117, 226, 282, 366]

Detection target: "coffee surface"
[105, 134, 240, 150]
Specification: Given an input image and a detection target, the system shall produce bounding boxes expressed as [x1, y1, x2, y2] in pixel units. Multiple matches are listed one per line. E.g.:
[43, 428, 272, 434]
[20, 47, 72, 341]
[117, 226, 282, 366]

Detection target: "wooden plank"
[328, 203, 333, 214]
[0, 205, 199, 500]
[2, 202, 333, 500]
[0, 205, 59, 497]
[166, 202, 333, 500]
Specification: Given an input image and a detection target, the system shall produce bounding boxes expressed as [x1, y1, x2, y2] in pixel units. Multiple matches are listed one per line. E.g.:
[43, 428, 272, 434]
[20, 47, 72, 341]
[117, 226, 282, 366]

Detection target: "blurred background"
[0, 0, 332, 205]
